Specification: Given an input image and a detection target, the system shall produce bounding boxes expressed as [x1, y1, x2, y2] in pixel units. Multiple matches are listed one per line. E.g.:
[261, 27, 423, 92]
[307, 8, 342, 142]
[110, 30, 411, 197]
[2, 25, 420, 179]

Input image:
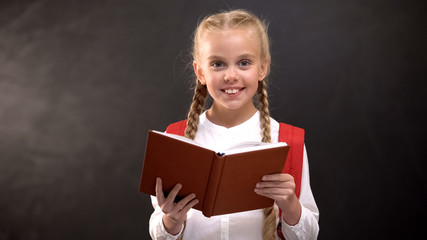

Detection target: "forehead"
[198, 28, 261, 59]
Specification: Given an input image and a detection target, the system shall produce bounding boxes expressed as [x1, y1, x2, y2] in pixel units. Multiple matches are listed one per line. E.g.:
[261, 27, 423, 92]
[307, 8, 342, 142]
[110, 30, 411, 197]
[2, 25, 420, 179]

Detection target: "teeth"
[225, 89, 239, 94]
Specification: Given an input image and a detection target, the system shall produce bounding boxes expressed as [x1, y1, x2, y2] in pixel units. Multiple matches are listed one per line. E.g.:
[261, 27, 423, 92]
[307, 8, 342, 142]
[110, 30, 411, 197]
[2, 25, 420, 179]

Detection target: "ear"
[193, 62, 206, 85]
[258, 60, 270, 81]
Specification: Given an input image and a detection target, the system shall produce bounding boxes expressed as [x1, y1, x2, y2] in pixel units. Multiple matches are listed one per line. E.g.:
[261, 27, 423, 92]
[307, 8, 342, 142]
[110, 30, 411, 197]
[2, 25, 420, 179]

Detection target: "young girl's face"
[194, 28, 269, 113]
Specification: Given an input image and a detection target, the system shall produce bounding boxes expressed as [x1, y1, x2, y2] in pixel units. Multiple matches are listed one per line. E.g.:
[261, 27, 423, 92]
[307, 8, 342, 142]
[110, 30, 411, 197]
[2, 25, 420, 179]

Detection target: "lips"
[222, 87, 244, 95]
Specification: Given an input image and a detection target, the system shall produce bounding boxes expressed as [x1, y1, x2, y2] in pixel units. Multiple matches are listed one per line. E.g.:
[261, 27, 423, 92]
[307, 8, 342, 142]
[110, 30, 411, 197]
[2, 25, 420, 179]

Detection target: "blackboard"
[0, 0, 425, 239]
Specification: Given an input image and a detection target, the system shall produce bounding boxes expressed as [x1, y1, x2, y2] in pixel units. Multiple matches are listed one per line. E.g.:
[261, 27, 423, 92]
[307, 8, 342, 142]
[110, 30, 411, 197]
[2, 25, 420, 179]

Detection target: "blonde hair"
[182, 9, 276, 240]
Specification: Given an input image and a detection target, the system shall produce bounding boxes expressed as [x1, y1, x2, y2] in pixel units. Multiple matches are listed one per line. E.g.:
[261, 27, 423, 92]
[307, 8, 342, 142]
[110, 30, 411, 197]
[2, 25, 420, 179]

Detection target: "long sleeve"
[149, 196, 184, 240]
[280, 145, 319, 240]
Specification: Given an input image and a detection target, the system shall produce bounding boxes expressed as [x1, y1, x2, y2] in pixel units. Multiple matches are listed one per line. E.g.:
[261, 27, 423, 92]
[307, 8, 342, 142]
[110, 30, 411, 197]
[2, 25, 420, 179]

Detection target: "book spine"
[202, 153, 225, 217]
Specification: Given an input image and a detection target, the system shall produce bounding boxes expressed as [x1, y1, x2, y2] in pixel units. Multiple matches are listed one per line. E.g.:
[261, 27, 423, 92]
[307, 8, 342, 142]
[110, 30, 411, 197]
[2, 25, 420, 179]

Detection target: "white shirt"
[149, 111, 319, 240]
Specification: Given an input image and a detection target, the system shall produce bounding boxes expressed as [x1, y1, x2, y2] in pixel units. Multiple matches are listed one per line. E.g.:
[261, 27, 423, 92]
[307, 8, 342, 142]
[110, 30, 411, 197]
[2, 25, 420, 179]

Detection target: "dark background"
[0, 0, 426, 239]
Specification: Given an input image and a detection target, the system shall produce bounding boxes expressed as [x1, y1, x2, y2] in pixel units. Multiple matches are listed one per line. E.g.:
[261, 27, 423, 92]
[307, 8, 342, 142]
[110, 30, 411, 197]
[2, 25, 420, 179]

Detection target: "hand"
[254, 173, 301, 225]
[155, 177, 199, 235]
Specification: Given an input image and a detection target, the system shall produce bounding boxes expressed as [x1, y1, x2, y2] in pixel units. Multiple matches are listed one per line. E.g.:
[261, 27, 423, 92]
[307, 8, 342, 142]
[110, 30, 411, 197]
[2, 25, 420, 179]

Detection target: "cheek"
[204, 79, 219, 96]
[248, 84, 259, 98]
[205, 73, 222, 86]
[242, 71, 262, 85]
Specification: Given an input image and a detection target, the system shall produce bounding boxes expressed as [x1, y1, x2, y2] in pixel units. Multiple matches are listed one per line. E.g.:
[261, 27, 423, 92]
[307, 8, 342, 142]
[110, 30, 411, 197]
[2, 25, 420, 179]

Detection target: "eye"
[211, 61, 225, 68]
[239, 60, 251, 67]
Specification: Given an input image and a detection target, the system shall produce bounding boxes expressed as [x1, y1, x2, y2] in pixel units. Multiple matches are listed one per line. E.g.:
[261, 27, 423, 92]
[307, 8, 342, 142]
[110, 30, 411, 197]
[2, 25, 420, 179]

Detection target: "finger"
[256, 181, 295, 189]
[255, 187, 294, 196]
[256, 192, 293, 202]
[174, 193, 196, 213]
[180, 198, 200, 214]
[262, 173, 293, 182]
[155, 177, 165, 203]
[165, 183, 183, 204]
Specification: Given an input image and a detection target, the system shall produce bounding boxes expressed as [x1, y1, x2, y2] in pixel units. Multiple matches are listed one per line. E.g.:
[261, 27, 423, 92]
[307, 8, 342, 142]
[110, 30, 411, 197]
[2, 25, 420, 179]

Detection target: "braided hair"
[180, 9, 276, 240]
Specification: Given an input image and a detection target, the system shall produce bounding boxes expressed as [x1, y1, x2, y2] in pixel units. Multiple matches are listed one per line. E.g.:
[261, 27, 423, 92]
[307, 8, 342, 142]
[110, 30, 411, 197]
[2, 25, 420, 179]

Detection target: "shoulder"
[278, 122, 305, 134]
[270, 117, 280, 142]
[165, 120, 187, 135]
[278, 122, 305, 144]
[269, 116, 305, 143]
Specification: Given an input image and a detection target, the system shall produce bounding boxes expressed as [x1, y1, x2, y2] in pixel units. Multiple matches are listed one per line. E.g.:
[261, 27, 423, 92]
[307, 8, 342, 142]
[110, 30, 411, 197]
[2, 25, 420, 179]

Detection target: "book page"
[224, 141, 287, 155]
[152, 130, 210, 149]
[152, 130, 287, 156]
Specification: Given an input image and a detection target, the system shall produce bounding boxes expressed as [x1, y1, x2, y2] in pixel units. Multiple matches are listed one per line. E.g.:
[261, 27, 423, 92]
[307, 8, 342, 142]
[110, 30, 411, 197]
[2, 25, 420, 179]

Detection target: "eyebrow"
[207, 53, 256, 61]
[207, 55, 225, 61]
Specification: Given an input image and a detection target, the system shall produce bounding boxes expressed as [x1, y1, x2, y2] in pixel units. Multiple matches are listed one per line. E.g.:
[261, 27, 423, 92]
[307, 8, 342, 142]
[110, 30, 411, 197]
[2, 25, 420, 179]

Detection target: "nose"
[224, 66, 238, 82]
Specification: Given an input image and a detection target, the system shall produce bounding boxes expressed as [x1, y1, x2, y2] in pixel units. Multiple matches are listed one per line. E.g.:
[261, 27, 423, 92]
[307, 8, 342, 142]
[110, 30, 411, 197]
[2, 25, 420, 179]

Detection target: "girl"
[149, 9, 319, 240]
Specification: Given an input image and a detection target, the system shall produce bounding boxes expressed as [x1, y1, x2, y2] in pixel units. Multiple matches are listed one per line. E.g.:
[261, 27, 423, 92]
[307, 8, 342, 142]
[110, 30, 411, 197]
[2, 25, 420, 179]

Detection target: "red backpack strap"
[165, 120, 187, 136]
[277, 123, 305, 239]
[278, 123, 305, 198]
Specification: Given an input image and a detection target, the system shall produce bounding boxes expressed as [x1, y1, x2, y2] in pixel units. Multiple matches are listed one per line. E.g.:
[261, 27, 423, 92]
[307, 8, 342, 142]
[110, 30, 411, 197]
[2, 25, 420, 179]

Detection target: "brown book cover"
[139, 130, 290, 217]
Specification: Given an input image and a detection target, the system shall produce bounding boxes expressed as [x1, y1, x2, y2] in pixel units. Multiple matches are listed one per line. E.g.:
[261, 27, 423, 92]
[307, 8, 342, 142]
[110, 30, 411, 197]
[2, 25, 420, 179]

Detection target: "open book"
[139, 130, 289, 217]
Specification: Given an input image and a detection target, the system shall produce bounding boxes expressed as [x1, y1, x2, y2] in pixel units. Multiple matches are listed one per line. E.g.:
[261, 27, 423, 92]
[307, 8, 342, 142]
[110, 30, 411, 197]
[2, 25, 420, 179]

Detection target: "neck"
[206, 102, 258, 128]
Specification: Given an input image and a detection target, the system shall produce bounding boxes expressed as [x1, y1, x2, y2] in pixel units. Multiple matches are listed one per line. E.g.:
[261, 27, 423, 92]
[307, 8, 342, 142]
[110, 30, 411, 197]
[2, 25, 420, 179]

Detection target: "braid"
[176, 223, 186, 240]
[184, 80, 207, 140]
[179, 81, 206, 240]
[263, 207, 277, 240]
[258, 80, 277, 240]
[258, 80, 271, 143]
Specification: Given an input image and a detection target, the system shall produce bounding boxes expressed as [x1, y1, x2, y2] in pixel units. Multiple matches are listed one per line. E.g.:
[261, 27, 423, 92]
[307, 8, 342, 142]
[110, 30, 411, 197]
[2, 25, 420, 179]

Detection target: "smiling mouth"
[222, 88, 244, 94]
